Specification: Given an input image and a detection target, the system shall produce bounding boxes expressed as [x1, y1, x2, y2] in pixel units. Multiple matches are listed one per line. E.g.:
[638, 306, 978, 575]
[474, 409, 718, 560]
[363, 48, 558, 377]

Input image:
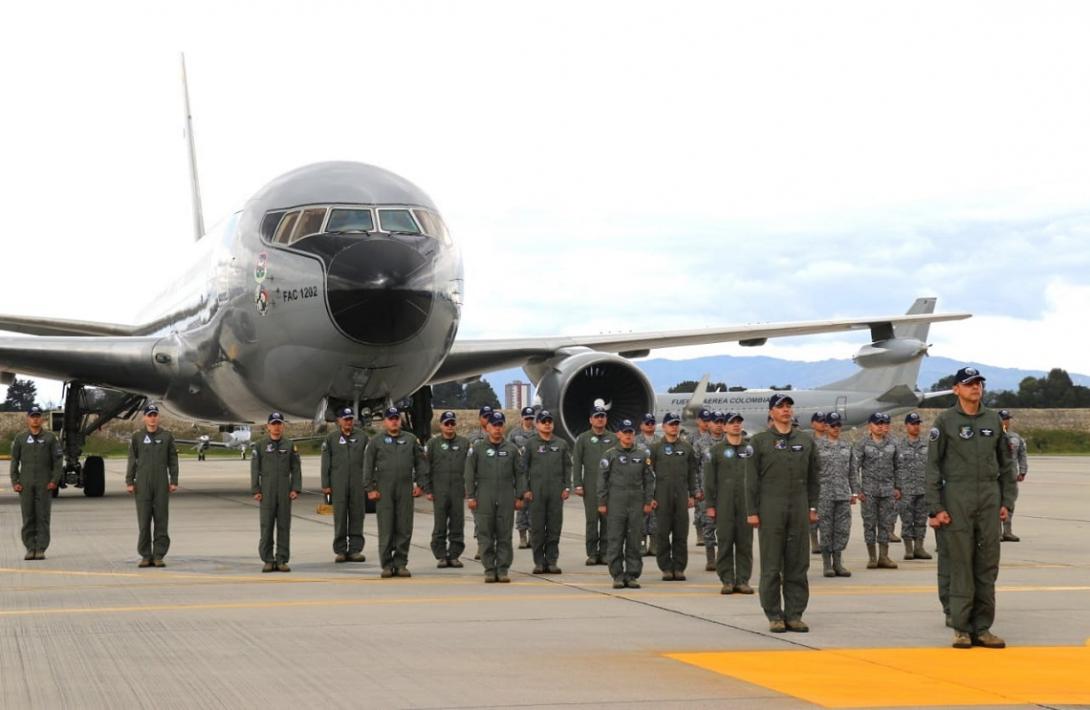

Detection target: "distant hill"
[481, 355, 1090, 398]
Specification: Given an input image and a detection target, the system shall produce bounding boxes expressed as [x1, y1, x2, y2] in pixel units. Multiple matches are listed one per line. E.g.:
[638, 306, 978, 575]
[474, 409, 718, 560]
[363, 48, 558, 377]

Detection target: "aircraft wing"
[0, 334, 170, 395]
[0, 314, 139, 337]
[431, 311, 970, 383]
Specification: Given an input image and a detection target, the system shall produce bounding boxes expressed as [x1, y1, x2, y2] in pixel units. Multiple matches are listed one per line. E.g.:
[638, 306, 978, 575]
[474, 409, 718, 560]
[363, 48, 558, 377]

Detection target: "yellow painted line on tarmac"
[667, 646, 1090, 707]
[0, 591, 608, 618]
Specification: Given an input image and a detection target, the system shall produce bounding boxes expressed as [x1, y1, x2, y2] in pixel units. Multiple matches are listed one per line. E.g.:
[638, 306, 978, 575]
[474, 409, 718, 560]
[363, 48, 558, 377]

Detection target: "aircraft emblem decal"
[254, 286, 269, 316]
[255, 252, 268, 283]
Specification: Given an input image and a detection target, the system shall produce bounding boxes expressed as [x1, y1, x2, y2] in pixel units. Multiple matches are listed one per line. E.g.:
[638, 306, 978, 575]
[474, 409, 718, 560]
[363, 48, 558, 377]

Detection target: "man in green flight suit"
[321, 407, 369, 563]
[747, 393, 820, 633]
[706, 412, 755, 595]
[10, 405, 63, 560]
[251, 411, 302, 572]
[648, 412, 700, 581]
[126, 404, 179, 568]
[572, 405, 615, 565]
[927, 367, 1017, 649]
[465, 411, 528, 583]
[364, 407, 427, 578]
[424, 410, 470, 568]
[522, 409, 572, 574]
[598, 418, 655, 589]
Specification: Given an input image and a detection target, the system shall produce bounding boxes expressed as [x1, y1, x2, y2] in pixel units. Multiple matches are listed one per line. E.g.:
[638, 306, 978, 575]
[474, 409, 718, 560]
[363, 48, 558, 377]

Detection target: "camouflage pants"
[516, 500, 531, 532]
[861, 495, 897, 545]
[898, 493, 928, 541]
[817, 499, 852, 553]
[643, 508, 656, 536]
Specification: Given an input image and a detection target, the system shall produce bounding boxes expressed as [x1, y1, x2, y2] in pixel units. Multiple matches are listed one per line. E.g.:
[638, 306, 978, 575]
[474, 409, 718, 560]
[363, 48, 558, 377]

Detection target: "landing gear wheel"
[83, 456, 105, 497]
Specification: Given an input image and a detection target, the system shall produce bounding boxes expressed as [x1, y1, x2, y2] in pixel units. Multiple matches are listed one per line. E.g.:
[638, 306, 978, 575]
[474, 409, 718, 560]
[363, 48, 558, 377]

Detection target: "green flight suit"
[320, 427, 369, 556]
[648, 436, 699, 574]
[423, 434, 470, 560]
[10, 429, 63, 553]
[126, 428, 179, 560]
[251, 436, 302, 564]
[926, 405, 1017, 635]
[706, 438, 755, 587]
[572, 429, 616, 559]
[363, 431, 427, 571]
[521, 434, 572, 568]
[598, 444, 655, 582]
[464, 437, 527, 578]
[747, 427, 820, 622]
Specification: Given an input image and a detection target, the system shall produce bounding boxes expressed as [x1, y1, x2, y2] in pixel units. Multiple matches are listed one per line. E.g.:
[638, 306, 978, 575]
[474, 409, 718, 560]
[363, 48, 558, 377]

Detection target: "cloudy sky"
[2, 1, 1089, 405]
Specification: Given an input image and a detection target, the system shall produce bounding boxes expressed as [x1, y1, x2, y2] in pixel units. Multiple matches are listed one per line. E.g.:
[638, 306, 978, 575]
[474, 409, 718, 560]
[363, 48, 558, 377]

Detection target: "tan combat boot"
[705, 545, 716, 571]
[904, 540, 914, 560]
[832, 551, 851, 577]
[877, 544, 898, 569]
[810, 528, 820, 555]
[913, 539, 932, 559]
[866, 543, 878, 569]
[822, 551, 834, 578]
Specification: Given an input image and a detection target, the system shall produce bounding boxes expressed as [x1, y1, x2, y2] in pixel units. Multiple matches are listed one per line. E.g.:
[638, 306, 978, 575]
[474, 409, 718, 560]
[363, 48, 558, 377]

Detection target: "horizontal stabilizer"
[876, 384, 921, 406]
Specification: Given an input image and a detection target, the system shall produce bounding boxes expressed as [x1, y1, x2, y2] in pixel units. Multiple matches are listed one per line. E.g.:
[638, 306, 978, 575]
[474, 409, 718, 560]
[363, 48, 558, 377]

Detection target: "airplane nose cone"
[326, 239, 434, 344]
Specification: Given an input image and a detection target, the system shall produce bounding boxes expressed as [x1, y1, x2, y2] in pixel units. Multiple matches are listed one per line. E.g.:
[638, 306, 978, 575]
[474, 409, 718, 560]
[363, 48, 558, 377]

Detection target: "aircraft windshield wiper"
[326, 229, 372, 236]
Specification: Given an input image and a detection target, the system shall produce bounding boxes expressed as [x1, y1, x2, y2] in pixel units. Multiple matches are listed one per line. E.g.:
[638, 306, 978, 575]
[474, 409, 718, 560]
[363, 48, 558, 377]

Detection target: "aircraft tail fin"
[816, 297, 937, 397]
[181, 53, 206, 242]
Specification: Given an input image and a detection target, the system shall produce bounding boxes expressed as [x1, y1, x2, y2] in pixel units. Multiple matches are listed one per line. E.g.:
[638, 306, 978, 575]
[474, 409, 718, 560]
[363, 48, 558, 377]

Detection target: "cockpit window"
[327, 208, 374, 233]
[273, 211, 300, 244]
[291, 207, 328, 243]
[412, 209, 452, 245]
[378, 209, 421, 235]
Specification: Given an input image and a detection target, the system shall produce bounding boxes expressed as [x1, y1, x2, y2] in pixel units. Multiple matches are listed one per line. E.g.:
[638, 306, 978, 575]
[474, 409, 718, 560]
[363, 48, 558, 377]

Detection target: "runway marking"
[667, 646, 1090, 707]
[3, 568, 1089, 597]
[0, 591, 610, 617]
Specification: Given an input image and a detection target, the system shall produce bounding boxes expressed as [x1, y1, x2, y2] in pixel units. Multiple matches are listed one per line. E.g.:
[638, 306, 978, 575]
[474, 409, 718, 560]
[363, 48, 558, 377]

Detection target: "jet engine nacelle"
[531, 350, 655, 442]
[852, 338, 928, 369]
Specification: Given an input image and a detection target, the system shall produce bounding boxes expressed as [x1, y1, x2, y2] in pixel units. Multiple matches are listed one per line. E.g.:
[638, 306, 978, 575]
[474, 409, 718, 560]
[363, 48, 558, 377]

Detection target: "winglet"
[181, 53, 205, 241]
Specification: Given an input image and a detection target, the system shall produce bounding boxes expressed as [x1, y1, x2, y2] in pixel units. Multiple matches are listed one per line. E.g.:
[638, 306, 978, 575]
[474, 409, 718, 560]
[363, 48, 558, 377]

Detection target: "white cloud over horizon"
[3, 0, 1090, 407]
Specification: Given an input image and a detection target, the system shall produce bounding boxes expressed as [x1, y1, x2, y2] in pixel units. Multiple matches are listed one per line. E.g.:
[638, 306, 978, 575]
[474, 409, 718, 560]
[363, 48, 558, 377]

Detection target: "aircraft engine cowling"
[852, 338, 929, 368]
[534, 352, 655, 442]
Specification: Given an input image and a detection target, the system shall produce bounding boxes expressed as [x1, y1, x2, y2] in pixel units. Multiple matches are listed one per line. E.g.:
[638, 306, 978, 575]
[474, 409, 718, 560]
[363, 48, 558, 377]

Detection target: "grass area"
[1022, 428, 1090, 455]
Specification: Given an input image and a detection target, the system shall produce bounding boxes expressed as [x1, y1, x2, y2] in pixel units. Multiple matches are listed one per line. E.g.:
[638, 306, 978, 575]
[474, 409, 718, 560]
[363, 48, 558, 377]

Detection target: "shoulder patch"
[929, 427, 940, 442]
[599, 457, 610, 470]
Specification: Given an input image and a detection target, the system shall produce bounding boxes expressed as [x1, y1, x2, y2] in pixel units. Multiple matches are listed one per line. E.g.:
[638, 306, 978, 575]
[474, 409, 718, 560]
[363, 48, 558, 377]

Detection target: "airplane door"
[835, 396, 847, 418]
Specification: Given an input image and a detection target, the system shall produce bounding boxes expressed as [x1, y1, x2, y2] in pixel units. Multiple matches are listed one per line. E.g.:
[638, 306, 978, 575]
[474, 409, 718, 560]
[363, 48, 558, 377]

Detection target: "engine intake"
[532, 351, 655, 442]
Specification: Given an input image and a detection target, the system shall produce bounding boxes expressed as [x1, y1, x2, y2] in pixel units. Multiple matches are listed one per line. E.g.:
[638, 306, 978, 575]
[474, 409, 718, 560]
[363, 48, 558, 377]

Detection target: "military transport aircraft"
[0, 60, 970, 497]
[658, 297, 953, 429]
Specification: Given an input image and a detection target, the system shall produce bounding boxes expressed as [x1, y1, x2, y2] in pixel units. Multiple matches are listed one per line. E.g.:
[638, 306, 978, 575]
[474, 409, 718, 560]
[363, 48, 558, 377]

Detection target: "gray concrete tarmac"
[2, 456, 1088, 709]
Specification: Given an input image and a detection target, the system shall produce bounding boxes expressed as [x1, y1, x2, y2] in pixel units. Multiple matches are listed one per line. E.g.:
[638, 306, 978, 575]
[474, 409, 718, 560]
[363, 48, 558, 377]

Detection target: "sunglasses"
[441, 421, 456, 426]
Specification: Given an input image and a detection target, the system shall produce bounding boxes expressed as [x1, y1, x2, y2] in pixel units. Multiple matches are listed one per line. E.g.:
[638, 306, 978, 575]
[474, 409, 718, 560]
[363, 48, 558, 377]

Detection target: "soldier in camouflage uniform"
[927, 367, 1017, 649]
[999, 410, 1028, 542]
[816, 412, 858, 577]
[467, 405, 493, 560]
[423, 410, 470, 567]
[572, 405, 615, 565]
[521, 410, 571, 574]
[598, 419, 655, 589]
[9, 406, 63, 561]
[465, 411, 529, 583]
[364, 407, 428, 578]
[705, 412, 755, 594]
[897, 412, 932, 560]
[649, 412, 700, 580]
[695, 411, 726, 570]
[636, 413, 660, 556]
[808, 412, 827, 554]
[508, 407, 537, 549]
[855, 412, 902, 569]
[690, 409, 712, 545]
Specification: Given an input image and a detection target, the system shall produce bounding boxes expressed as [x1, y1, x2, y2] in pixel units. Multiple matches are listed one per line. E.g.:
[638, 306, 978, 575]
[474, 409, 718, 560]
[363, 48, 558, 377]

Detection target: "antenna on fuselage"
[181, 53, 206, 241]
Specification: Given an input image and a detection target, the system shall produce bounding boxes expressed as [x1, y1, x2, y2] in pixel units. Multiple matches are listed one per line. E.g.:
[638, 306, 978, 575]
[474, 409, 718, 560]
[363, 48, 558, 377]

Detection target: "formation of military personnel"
[7, 366, 1021, 647]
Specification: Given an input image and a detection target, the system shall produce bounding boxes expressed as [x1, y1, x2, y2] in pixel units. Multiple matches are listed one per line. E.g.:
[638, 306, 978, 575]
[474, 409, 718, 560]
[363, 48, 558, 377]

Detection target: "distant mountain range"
[482, 355, 1090, 400]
